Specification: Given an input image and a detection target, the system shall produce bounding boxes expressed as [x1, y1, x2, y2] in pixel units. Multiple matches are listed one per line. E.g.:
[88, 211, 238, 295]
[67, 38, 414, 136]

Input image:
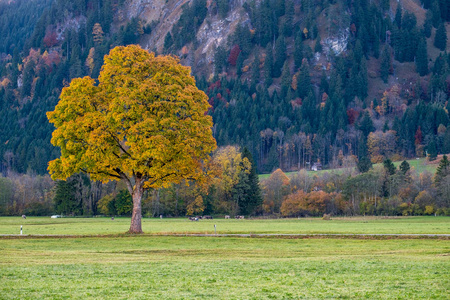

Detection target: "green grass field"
[1, 216, 449, 235]
[0, 236, 448, 299]
[1, 217, 448, 299]
[259, 157, 438, 180]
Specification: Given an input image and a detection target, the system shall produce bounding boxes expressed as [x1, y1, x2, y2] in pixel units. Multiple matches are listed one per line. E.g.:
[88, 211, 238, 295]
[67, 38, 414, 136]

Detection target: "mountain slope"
[0, 0, 449, 174]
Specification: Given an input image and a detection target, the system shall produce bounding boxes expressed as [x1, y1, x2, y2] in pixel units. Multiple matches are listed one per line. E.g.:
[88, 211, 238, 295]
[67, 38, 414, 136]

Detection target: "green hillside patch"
[0, 236, 448, 299]
[259, 157, 438, 180]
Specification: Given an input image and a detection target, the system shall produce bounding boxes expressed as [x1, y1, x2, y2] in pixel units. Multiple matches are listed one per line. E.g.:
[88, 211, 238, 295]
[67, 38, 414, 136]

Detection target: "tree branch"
[108, 131, 134, 159]
[80, 168, 122, 179]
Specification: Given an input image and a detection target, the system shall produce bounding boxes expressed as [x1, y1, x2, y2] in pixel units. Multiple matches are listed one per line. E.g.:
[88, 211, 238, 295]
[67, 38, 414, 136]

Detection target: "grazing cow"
[235, 215, 244, 219]
[21, 215, 26, 219]
[203, 215, 213, 219]
[188, 217, 199, 221]
[224, 215, 230, 219]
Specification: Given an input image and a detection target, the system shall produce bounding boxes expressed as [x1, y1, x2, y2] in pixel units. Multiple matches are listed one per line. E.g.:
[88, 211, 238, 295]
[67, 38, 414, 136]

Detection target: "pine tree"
[424, 11, 433, 38]
[428, 139, 438, 161]
[399, 160, 410, 174]
[274, 36, 287, 77]
[264, 43, 273, 87]
[53, 178, 81, 215]
[373, 36, 380, 59]
[435, 154, 450, 184]
[163, 32, 173, 52]
[280, 60, 291, 98]
[294, 32, 304, 70]
[314, 34, 322, 53]
[240, 147, 263, 215]
[380, 46, 391, 83]
[252, 51, 260, 82]
[357, 135, 372, 173]
[416, 36, 429, 76]
[383, 120, 390, 132]
[297, 59, 311, 99]
[283, 0, 294, 37]
[434, 22, 448, 51]
[395, 4, 402, 29]
[214, 45, 228, 74]
[383, 158, 396, 175]
[359, 111, 374, 138]
[217, 0, 229, 18]
[358, 58, 368, 99]
[357, 157, 373, 173]
[236, 52, 244, 77]
[431, 0, 442, 27]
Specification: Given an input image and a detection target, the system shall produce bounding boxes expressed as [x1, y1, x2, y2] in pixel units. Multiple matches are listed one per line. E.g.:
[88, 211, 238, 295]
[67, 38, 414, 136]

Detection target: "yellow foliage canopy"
[47, 45, 217, 190]
[212, 145, 251, 195]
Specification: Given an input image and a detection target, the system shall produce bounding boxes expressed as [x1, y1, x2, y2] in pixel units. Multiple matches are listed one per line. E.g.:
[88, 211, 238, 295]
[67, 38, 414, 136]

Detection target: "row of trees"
[0, 145, 262, 218]
[3, 153, 449, 217]
[262, 156, 450, 217]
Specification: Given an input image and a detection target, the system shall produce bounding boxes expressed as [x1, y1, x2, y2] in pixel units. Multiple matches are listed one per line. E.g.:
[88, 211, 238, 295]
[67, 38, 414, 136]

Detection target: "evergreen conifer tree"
[435, 154, 450, 184]
[380, 46, 391, 83]
[359, 111, 375, 138]
[264, 43, 273, 87]
[383, 158, 396, 175]
[297, 60, 311, 99]
[428, 139, 438, 161]
[424, 11, 433, 38]
[434, 22, 448, 51]
[431, 0, 442, 27]
[280, 61, 291, 98]
[294, 32, 304, 69]
[239, 147, 263, 215]
[314, 34, 322, 53]
[395, 4, 402, 29]
[416, 36, 429, 76]
[399, 160, 410, 174]
[252, 51, 260, 82]
[274, 36, 287, 77]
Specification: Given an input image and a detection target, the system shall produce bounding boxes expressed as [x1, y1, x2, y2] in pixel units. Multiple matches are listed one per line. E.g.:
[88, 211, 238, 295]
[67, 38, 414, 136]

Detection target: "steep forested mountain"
[0, 0, 449, 175]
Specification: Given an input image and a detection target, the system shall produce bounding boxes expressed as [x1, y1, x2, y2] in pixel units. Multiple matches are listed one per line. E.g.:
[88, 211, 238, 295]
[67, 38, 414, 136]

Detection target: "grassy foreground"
[0, 236, 448, 299]
[0, 216, 449, 235]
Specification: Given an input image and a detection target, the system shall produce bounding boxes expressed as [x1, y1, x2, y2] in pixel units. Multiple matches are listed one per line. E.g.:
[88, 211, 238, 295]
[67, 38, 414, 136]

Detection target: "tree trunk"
[129, 178, 144, 234]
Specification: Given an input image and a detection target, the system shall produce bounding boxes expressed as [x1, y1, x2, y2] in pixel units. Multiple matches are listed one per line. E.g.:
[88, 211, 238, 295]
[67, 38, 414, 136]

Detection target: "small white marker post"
[20, 225, 22, 235]
[214, 224, 216, 235]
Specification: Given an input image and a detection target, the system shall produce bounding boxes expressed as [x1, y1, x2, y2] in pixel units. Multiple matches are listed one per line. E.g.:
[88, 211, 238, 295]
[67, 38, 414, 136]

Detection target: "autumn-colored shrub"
[280, 190, 331, 217]
[228, 45, 241, 66]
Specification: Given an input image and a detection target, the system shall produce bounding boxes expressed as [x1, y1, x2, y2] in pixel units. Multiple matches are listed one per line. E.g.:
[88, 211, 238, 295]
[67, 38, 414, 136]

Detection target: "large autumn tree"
[47, 45, 216, 233]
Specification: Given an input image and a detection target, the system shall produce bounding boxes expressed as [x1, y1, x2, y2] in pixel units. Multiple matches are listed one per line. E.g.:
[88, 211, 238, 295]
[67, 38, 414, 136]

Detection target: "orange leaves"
[280, 190, 332, 217]
[48, 45, 217, 187]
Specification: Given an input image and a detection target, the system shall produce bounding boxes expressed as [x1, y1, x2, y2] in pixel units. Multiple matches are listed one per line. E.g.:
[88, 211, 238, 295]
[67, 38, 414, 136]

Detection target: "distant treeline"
[1, 148, 449, 217]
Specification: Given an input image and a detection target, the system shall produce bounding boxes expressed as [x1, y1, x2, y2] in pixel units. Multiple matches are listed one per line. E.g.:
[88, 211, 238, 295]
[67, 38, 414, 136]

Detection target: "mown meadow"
[0, 236, 448, 299]
[0, 216, 449, 235]
[0, 216, 449, 299]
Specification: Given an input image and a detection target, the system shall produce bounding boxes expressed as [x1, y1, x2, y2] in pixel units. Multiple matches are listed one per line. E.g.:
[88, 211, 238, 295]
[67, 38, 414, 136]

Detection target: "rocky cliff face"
[122, 0, 190, 51]
[120, 0, 351, 77]
[121, 0, 257, 74]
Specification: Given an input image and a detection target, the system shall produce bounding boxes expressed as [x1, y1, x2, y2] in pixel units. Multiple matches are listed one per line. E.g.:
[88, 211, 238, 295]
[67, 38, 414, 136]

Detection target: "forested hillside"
[0, 0, 449, 217]
[0, 0, 449, 175]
